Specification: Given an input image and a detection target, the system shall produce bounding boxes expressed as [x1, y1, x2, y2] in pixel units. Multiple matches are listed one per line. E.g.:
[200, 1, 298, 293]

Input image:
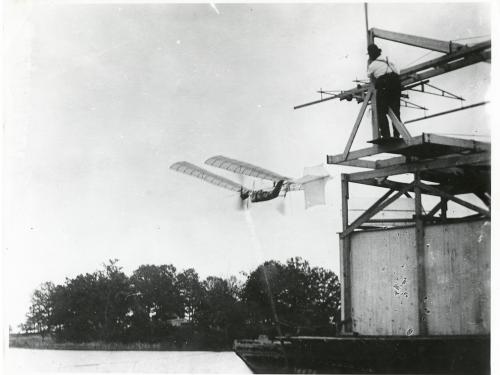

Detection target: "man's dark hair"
[367, 43, 382, 60]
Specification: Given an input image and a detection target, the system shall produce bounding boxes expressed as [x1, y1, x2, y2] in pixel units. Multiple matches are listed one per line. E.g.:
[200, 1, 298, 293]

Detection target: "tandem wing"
[170, 161, 249, 193]
[205, 155, 302, 191]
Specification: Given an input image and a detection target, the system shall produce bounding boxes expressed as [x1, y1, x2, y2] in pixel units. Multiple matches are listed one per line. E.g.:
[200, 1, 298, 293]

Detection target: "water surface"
[5, 348, 252, 373]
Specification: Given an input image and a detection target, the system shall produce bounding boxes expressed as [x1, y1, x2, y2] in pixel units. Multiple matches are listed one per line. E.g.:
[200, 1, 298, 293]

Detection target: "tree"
[176, 269, 203, 322]
[25, 281, 55, 338]
[97, 259, 131, 341]
[241, 257, 341, 337]
[129, 264, 183, 341]
[196, 276, 246, 348]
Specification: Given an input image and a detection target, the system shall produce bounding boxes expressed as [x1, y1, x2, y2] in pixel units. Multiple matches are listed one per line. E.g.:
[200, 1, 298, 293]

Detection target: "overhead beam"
[295, 40, 490, 110]
[399, 40, 490, 76]
[400, 50, 491, 87]
[371, 28, 464, 53]
[347, 152, 490, 182]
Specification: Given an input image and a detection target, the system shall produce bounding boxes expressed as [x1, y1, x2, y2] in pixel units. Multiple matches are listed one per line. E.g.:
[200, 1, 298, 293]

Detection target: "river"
[5, 348, 252, 373]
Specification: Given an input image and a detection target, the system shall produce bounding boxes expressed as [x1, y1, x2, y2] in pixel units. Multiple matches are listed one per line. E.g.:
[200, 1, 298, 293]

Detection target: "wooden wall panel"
[350, 228, 418, 335]
[424, 220, 490, 334]
[349, 219, 490, 336]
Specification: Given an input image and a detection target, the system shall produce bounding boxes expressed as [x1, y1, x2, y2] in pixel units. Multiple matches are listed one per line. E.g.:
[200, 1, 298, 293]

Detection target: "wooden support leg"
[371, 88, 379, 140]
[440, 197, 448, 223]
[414, 174, 428, 336]
[342, 89, 373, 160]
[388, 108, 412, 142]
[340, 174, 352, 333]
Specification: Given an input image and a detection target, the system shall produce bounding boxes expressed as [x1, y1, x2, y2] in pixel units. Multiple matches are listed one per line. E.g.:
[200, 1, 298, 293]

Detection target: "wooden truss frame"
[295, 21, 491, 336]
[334, 133, 490, 335]
[331, 28, 490, 336]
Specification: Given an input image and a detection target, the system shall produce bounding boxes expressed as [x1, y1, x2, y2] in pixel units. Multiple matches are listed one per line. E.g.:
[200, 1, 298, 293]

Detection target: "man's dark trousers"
[375, 72, 401, 138]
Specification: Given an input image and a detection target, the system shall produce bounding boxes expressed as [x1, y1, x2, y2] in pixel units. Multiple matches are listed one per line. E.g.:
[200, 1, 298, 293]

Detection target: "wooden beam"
[352, 178, 463, 197]
[371, 27, 463, 53]
[343, 89, 373, 160]
[333, 159, 377, 169]
[375, 156, 409, 168]
[422, 133, 490, 152]
[425, 200, 444, 219]
[405, 101, 490, 125]
[400, 50, 491, 88]
[414, 173, 428, 335]
[371, 88, 379, 139]
[367, 218, 415, 223]
[341, 187, 410, 238]
[388, 108, 412, 142]
[474, 191, 491, 208]
[328, 137, 419, 164]
[340, 174, 352, 333]
[347, 152, 490, 182]
[295, 41, 490, 110]
[399, 40, 490, 76]
[440, 197, 448, 222]
[416, 181, 490, 217]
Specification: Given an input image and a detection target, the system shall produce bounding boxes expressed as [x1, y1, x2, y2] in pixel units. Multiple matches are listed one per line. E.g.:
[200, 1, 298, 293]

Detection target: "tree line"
[21, 258, 340, 349]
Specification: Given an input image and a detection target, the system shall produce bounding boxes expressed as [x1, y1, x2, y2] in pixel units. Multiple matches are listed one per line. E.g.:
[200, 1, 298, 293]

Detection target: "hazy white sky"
[3, 2, 491, 328]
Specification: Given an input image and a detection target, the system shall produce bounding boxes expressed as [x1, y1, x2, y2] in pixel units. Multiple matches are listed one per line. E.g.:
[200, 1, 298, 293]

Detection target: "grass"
[9, 334, 167, 351]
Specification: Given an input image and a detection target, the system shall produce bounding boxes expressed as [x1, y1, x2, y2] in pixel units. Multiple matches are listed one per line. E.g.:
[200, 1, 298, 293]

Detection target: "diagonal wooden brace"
[416, 181, 490, 217]
[341, 183, 414, 238]
[342, 88, 374, 160]
[388, 108, 412, 142]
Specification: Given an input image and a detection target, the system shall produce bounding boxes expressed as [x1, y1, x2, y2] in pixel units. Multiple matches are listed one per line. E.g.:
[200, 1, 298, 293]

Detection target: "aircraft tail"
[295, 165, 331, 209]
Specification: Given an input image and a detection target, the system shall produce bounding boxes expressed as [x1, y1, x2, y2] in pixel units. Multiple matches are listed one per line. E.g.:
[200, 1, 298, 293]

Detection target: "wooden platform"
[329, 133, 490, 164]
[327, 133, 490, 196]
[234, 335, 490, 374]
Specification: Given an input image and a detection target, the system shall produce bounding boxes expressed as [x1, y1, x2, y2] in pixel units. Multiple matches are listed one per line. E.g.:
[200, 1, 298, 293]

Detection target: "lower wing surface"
[170, 161, 248, 193]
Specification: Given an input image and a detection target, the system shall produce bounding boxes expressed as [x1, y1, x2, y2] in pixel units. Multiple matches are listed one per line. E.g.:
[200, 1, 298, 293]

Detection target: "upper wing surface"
[205, 155, 290, 181]
[170, 161, 246, 193]
[205, 155, 304, 191]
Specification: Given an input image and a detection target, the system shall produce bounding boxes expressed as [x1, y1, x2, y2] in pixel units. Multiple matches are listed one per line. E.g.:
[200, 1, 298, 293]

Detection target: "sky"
[3, 2, 491, 329]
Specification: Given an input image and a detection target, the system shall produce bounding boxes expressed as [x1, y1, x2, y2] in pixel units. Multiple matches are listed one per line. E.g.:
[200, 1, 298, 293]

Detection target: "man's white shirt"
[367, 57, 400, 79]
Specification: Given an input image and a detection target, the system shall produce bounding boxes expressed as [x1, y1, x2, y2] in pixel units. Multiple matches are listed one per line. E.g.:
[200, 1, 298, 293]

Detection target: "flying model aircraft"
[170, 155, 331, 209]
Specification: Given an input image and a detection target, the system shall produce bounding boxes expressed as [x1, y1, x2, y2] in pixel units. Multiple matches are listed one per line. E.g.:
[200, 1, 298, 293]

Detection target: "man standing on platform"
[367, 43, 401, 139]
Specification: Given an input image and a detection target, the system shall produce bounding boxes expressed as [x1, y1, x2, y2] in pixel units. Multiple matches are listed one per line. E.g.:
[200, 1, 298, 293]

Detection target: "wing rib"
[205, 155, 304, 191]
[170, 161, 248, 193]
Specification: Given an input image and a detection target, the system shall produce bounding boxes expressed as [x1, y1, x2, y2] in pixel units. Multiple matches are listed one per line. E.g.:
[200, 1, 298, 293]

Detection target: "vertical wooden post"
[366, 19, 379, 140]
[340, 174, 352, 333]
[371, 91, 379, 139]
[414, 174, 428, 335]
[364, 3, 370, 46]
[440, 197, 448, 222]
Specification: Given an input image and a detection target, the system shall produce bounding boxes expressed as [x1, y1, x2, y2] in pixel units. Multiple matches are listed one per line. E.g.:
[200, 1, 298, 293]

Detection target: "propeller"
[276, 191, 291, 215]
